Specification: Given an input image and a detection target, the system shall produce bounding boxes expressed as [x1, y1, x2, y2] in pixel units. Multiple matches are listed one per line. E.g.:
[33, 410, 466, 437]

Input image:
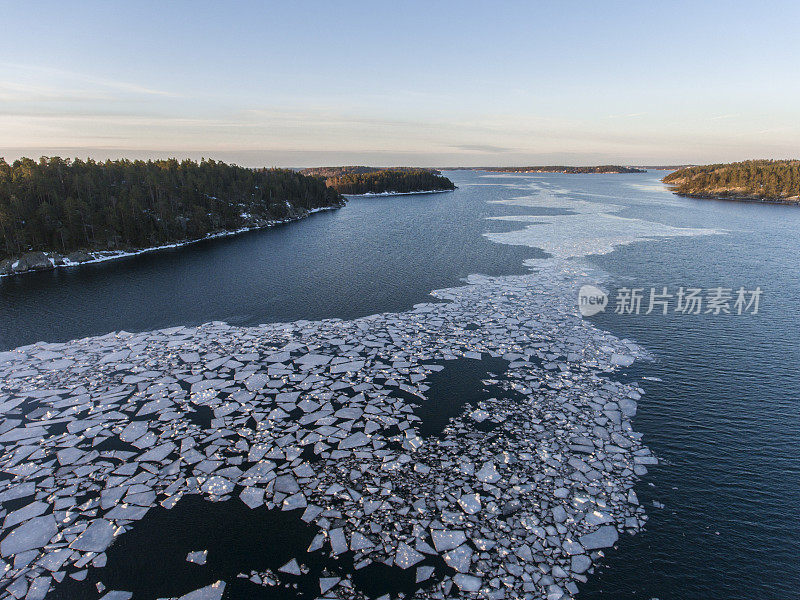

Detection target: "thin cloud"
[0, 62, 178, 98]
[606, 112, 646, 119]
[451, 144, 514, 153]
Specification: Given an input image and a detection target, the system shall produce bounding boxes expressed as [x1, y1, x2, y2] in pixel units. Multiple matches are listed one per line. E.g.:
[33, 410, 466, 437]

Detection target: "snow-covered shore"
[0, 204, 342, 278]
[345, 189, 455, 198]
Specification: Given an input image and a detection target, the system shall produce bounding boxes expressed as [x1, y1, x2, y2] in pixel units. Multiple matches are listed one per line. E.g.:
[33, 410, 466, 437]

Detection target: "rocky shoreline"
[0, 204, 343, 278]
[345, 189, 456, 198]
[670, 191, 800, 205]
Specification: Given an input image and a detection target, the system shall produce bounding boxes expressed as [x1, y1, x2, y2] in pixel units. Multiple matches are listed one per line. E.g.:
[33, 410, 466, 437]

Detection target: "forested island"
[663, 160, 800, 203]
[301, 167, 456, 195]
[0, 157, 345, 275]
[450, 166, 645, 174]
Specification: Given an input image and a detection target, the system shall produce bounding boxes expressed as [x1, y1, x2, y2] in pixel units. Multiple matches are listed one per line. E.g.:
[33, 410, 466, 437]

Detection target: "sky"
[1, 0, 798, 167]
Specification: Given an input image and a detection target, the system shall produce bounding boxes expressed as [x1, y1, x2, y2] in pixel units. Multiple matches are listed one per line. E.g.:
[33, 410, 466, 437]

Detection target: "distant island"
[0, 157, 345, 276]
[634, 165, 695, 170]
[663, 160, 800, 203]
[300, 167, 456, 195]
[448, 165, 646, 174]
[299, 166, 442, 179]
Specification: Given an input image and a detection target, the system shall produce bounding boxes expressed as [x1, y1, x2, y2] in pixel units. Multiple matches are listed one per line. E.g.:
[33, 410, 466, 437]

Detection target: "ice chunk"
[319, 577, 340, 593]
[611, 354, 635, 367]
[329, 528, 348, 555]
[119, 421, 148, 443]
[578, 525, 619, 550]
[186, 550, 208, 565]
[394, 542, 425, 569]
[476, 462, 501, 484]
[239, 487, 264, 509]
[138, 442, 175, 462]
[443, 544, 473, 572]
[457, 493, 481, 515]
[470, 409, 490, 423]
[570, 554, 592, 574]
[56, 447, 84, 465]
[431, 529, 467, 553]
[552, 505, 568, 523]
[273, 475, 299, 494]
[178, 581, 226, 600]
[338, 432, 370, 450]
[70, 519, 117, 553]
[201, 476, 234, 495]
[4, 501, 49, 529]
[1, 515, 57, 556]
[295, 354, 332, 366]
[23, 575, 51, 600]
[350, 532, 374, 551]
[282, 493, 307, 511]
[454, 574, 482, 591]
[278, 559, 301, 575]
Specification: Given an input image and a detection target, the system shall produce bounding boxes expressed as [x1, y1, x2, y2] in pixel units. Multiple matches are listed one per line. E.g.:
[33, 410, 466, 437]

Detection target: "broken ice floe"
[0, 260, 655, 600]
[483, 179, 720, 260]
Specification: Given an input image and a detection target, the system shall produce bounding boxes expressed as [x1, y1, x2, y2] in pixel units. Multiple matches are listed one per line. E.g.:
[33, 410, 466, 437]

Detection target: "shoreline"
[670, 191, 800, 206]
[344, 188, 455, 197]
[0, 204, 343, 279]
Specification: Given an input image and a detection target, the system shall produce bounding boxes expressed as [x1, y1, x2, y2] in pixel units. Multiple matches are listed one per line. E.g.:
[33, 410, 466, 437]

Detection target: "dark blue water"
[3, 170, 799, 599]
[579, 181, 800, 600]
[0, 184, 546, 351]
[49, 495, 450, 600]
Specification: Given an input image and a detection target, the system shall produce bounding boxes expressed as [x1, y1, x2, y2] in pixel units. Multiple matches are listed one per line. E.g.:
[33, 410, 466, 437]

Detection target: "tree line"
[299, 166, 442, 179]
[322, 169, 456, 195]
[0, 157, 344, 260]
[663, 160, 800, 200]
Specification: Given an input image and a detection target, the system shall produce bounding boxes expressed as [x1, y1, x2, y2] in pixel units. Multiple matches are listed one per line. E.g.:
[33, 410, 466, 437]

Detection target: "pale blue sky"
[1, 1, 798, 166]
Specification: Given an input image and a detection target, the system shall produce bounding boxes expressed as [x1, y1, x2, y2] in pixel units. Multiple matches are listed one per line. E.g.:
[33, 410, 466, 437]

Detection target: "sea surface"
[2, 170, 799, 599]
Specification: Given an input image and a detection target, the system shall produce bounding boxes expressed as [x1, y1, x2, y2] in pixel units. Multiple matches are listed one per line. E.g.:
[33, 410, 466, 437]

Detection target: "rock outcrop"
[12, 252, 53, 273]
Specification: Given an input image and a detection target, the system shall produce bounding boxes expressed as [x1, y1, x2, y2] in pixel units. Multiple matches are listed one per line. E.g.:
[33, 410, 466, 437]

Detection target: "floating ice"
[431, 530, 467, 553]
[328, 528, 348, 555]
[476, 462, 501, 484]
[239, 487, 265, 509]
[454, 573, 482, 591]
[1, 516, 57, 557]
[443, 544, 473, 572]
[278, 559, 301, 575]
[186, 550, 208, 565]
[457, 493, 481, 515]
[200, 476, 234, 496]
[484, 180, 720, 259]
[578, 525, 620, 550]
[4, 501, 48, 529]
[0, 251, 654, 600]
[319, 576, 340, 593]
[178, 581, 226, 600]
[395, 542, 425, 569]
[70, 519, 117, 553]
[99, 592, 133, 600]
